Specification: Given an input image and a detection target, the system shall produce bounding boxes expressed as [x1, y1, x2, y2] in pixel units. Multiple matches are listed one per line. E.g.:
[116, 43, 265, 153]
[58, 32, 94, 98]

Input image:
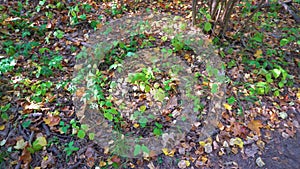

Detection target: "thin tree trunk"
[192, 0, 197, 25]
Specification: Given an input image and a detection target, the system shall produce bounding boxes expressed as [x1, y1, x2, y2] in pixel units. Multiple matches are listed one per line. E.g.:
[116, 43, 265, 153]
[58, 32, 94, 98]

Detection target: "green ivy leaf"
[139, 117, 148, 128]
[77, 129, 86, 139]
[211, 84, 218, 94]
[81, 124, 88, 131]
[252, 33, 263, 43]
[88, 133, 95, 140]
[278, 81, 284, 88]
[272, 69, 281, 79]
[141, 144, 150, 154]
[227, 96, 236, 104]
[104, 112, 113, 121]
[22, 120, 31, 128]
[134, 144, 141, 156]
[32, 136, 47, 151]
[153, 128, 162, 136]
[280, 38, 289, 46]
[266, 73, 273, 83]
[204, 22, 212, 32]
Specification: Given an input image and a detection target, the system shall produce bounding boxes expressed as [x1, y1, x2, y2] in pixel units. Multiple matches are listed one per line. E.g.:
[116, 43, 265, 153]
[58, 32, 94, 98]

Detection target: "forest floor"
[0, 0, 299, 169]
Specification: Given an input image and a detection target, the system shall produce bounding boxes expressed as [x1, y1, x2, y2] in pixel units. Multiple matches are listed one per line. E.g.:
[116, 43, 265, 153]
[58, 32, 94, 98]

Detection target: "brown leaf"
[19, 144, 32, 166]
[87, 157, 95, 168]
[247, 120, 263, 135]
[111, 155, 121, 164]
[41, 153, 55, 168]
[85, 147, 95, 158]
[232, 122, 242, 136]
[232, 122, 248, 138]
[43, 113, 60, 127]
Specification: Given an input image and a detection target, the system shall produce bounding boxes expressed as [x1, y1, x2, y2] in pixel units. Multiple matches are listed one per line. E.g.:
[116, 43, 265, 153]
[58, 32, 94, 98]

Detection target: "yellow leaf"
[99, 161, 107, 167]
[223, 103, 232, 110]
[203, 81, 209, 86]
[297, 90, 300, 99]
[162, 148, 175, 157]
[199, 141, 206, 147]
[201, 156, 208, 163]
[162, 148, 168, 155]
[185, 160, 190, 167]
[133, 123, 139, 128]
[35, 136, 47, 147]
[229, 137, 244, 149]
[0, 125, 5, 131]
[254, 49, 263, 58]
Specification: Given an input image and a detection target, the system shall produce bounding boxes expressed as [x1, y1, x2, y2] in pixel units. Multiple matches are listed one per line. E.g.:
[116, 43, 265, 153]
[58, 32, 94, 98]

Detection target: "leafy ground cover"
[0, 0, 299, 168]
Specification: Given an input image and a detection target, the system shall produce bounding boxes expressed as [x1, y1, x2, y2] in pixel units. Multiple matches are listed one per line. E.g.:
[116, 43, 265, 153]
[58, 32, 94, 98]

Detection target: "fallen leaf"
[245, 143, 258, 158]
[204, 143, 213, 153]
[178, 160, 187, 169]
[19, 144, 32, 166]
[162, 148, 175, 157]
[147, 162, 156, 169]
[43, 113, 61, 127]
[111, 155, 121, 164]
[256, 157, 265, 167]
[87, 157, 95, 168]
[35, 136, 47, 147]
[85, 147, 95, 158]
[41, 153, 55, 168]
[14, 138, 27, 150]
[232, 122, 242, 136]
[23, 102, 43, 113]
[0, 125, 5, 130]
[229, 137, 244, 149]
[247, 120, 263, 135]
[99, 161, 107, 167]
[223, 103, 232, 110]
[297, 90, 300, 99]
[256, 140, 265, 150]
[254, 49, 263, 58]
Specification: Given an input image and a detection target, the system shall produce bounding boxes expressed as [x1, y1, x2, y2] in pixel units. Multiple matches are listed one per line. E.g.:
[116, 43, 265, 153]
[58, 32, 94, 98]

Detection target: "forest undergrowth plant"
[72, 13, 226, 158]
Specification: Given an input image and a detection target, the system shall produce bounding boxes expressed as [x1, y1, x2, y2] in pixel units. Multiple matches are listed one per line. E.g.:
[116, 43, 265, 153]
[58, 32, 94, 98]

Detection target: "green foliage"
[111, 3, 125, 16]
[171, 35, 185, 52]
[36, 0, 46, 12]
[53, 30, 64, 39]
[133, 144, 149, 156]
[138, 117, 148, 128]
[22, 119, 31, 128]
[245, 57, 293, 96]
[88, 132, 95, 140]
[68, 5, 80, 25]
[59, 121, 70, 134]
[227, 96, 236, 105]
[204, 22, 212, 32]
[30, 81, 52, 102]
[77, 130, 86, 139]
[27, 136, 47, 153]
[153, 122, 163, 136]
[251, 32, 264, 43]
[0, 103, 10, 121]
[0, 57, 16, 75]
[64, 141, 79, 156]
